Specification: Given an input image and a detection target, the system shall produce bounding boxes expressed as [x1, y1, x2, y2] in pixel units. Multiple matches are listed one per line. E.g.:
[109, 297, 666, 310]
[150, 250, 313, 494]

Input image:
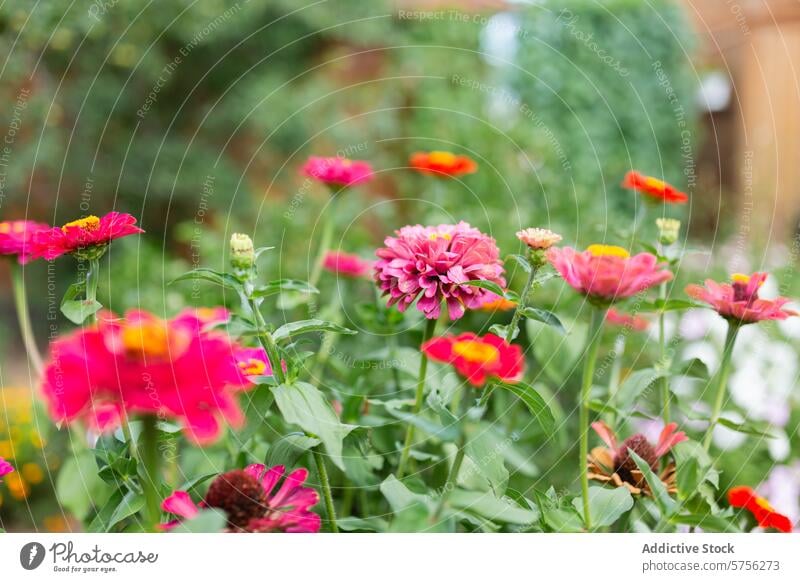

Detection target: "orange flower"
[728, 486, 793, 532]
[422, 332, 524, 387]
[622, 171, 688, 204]
[479, 296, 517, 312]
[409, 151, 477, 178]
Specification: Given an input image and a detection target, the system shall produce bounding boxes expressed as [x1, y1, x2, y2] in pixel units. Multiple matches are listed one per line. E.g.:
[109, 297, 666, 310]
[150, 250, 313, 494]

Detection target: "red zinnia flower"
[302, 156, 373, 187]
[422, 332, 524, 387]
[728, 486, 793, 532]
[161, 463, 321, 533]
[0, 220, 49, 263]
[409, 151, 478, 178]
[32, 212, 143, 260]
[686, 273, 797, 325]
[323, 250, 372, 278]
[0, 456, 14, 481]
[606, 307, 650, 332]
[622, 171, 688, 204]
[39, 308, 258, 444]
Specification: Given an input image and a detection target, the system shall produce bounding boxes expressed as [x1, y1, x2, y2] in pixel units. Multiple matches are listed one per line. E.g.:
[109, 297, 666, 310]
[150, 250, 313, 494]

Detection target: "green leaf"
[384, 408, 459, 442]
[461, 279, 507, 297]
[670, 513, 740, 533]
[533, 490, 585, 532]
[271, 382, 355, 470]
[337, 516, 389, 532]
[716, 417, 776, 439]
[171, 509, 227, 533]
[272, 319, 357, 343]
[640, 299, 701, 313]
[615, 368, 666, 410]
[520, 307, 565, 333]
[629, 450, 676, 516]
[572, 486, 633, 527]
[56, 450, 108, 520]
[60, 280, 102, 324]
[266, 433, 321, 468]
[252, 279, 318, 298]
[506, 253, 532, 274]
[676, 456, 699, 498]
[464, 426, 509, 496]
[107, 490, 145, 531]
[491, 381, 555, 434]
[450, 490, 539, 525]
[170, 268, 242, 290]
[527, 317, 585, 384]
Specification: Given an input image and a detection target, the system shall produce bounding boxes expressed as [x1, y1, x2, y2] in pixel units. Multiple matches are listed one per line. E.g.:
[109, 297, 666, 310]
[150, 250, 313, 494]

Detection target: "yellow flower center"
[62, 215, 100, 232]
[731, 273, 757, 285]
[238, 358, 267, 376]
[586, 244, 630, 259]
[755, 496, 775, 512]
[428, 231, 452, 241]
[452, 340, 500, 365]
[0, 222, 10, 233]
[194, 307, 218, 320]
[643, 176, 667, 190]
[121, 320, 171, 359]
[428, 151, 457, 165]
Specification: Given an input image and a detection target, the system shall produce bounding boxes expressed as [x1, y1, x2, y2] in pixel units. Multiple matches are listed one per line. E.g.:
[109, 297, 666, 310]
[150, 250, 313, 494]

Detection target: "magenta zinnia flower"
[0, 220, 50, 263]
[161, 463, 321, 533]
[0, 457, 13, 480]
[302, 156, 373, 188]
[548, 244, 672, 304]
[31, 212, 143, 260]
[39, 308, 258, 444]
[686, 273, 797, 325]
[374, 222, 506, 320]
[323, 250, 372, 278]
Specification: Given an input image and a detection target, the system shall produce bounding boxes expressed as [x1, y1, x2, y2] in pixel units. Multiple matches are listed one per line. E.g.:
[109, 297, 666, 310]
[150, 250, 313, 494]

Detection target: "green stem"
[312, 446, 338, 533]
[658, 280, 670, 423]
[432, 441, 466, 521]
[249, 298, 286, 384]
[309, 194, 338, 290]
[606, 335, 625, 426]
[10, 263, 44, 376]
[579, 307, 606, 530]
[141, 416, 161, 532]
[397, 316, 438, 478]
[86, 257, 100, 322]
[702, 323, 740, 452]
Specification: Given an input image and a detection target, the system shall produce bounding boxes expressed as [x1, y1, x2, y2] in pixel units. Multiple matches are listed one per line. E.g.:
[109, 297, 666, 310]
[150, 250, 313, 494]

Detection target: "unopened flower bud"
[230, 233, 255, 270]
[655, 218, 680, 246]
[517, 227, 562, 268]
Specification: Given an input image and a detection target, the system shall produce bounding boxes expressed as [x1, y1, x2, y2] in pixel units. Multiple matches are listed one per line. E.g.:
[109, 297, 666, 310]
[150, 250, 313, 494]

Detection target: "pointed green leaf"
[272, 319, 357, 343]
[491, 382, 555, 434]
[572, 486, 633, 527]
[252, 279, 318, 298]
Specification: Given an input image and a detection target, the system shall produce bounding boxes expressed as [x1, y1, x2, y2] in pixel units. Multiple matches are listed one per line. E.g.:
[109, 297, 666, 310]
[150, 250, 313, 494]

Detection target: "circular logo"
[20, 542, 46, 570]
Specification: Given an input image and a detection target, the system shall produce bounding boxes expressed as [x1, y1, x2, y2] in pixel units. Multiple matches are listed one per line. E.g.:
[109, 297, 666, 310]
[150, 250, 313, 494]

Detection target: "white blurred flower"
[778, 302, 800, 339]
[767, 430, 790, 462]
[712, 411, 747, 451]
[760, 462, 800, 527]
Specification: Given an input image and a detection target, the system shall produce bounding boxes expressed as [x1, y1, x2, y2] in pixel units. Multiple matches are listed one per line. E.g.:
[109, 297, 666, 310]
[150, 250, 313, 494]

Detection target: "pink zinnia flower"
[422, 332, 525, 387]
[0, 220, 49, 263]
[606, 307, 650, 332]
[374, 222, 506, 320]
[686, 273, 797, 325]
[39, 309, 256, 444]
[323, 250, 372, 278]
[32, 212, 143, 260]
[548, 244, 672, 303]
[161, 463, 321, 533]
[0, 457, 14, 480]
[302, 156, 373, 187]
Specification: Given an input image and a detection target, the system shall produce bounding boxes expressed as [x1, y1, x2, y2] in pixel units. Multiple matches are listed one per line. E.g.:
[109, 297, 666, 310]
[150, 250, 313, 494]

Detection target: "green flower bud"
[655, 218, 680, 246]
[230, 233, 255, 270]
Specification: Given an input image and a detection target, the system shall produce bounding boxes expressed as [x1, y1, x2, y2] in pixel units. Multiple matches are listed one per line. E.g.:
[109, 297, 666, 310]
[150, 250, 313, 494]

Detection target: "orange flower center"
[428, 151, 457, 166]
[194, 307, 218, 321]
[586, 244, 630, 259]
[238, 358, 267, 376]
[62, 215, 100, 232]
[121, 320, 172, 359]
[643, 176, 667, 190]
[754, 496, 775, 512]
[452, 340, 500, 365]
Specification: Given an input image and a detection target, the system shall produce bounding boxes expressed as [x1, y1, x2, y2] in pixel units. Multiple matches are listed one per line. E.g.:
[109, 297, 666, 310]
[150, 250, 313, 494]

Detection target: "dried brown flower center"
[614, 434, 658, 484]
[204, 469, 267, 530]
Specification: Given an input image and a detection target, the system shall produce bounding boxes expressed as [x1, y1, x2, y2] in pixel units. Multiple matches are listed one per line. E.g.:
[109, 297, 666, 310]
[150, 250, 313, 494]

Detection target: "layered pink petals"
[32, 212, 143, 260]
[0, 220, 49, 263]
[374, 222, 506, 320]
[302, 156, 373, 187]
[654, 422, 689, 457]
[548, 246, 672, 302]
[323, 250, 372, 278]
[40, 309, 252, 444]
[161, 464, 321, 533]
[422, 332, 524, 387]
[0, 456, 14, 480]
[686, 273, 797, 324]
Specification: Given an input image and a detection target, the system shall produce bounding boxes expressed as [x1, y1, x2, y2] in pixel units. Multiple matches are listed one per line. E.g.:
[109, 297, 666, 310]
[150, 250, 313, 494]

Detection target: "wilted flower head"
[161, 463, 321, 533]
[374, 222, 506, 320]
[40, 308, 256, 444]
[606, 307, 650, 332]
[0, 220, 49, 263]
[728, 486, 793, 533]
[302, 156, 373, 188]
[588, 421, 687, 495]
[622, 171, 688, 204]
[323, 250, 372, 278]
[548, 245, 672, 304]
[655, 218, 681, 246]
[686, 273, 797, 325]
[229, 233, 255, 271]
[409, 151, 477, 178]
[516, 227, 562, 250]
[0, 456, 13, 480]
[32, 212, 143, 260]
[422, 332, 524, 387]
